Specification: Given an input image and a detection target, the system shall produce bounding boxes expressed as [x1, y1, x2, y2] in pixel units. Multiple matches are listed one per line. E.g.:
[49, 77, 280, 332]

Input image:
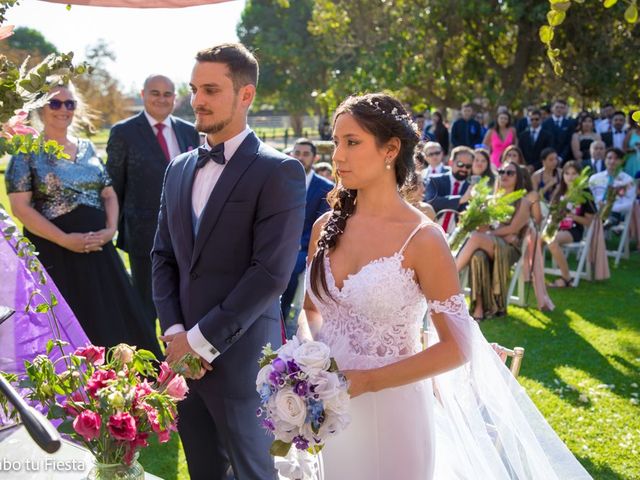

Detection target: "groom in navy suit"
[107, 74, 200, 328]
[280, 138, 333, 334]
[152, 44, 306, 479]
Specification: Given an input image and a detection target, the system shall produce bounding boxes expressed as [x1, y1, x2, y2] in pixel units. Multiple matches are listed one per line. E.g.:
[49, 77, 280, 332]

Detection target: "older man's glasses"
[48, 99, 77, 111]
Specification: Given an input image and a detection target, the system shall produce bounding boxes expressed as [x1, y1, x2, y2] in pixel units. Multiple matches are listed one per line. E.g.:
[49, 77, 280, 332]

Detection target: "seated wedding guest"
[571, 112, 601, 163]
[472, 148, 496, 188]
[314, 161, 334, 181]
[423, 110, 449, 154]
[424, 145, 473, 233]
[422, 141, 449, 179]
[482, 110, 517, 168]
[518, 109, 553, 172]
[589, 147, 636, 228]
[455, 161, 530, 320]
[281, 139, 333, 334]
[583, 140, 606, 175]
[4, 83, 162, 357]
[623, 113, 640, 177]
[405, 171, 436, 221]
[532, 147, 561, 203]
[499, 144, 526, 167]
[545, 161, 596, 288]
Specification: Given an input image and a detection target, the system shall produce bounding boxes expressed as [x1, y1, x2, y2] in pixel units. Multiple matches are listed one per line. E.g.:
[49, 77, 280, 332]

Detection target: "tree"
[0, 26, 58, 66]
[73, 39, 133, 129]
[238, 0, 331, 135]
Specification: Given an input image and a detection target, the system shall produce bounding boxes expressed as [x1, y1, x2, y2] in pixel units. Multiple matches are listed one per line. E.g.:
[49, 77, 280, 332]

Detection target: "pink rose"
[157, 429, 171, 443]
[158, 362, 176, 384]
[73, 410, 102, 441]
[108, 412, 137, 442]
[74, 345, 105, 365]
[133, 380, 154, 404]
[165, 374, 188, 401]
[86, 369, 117, 397]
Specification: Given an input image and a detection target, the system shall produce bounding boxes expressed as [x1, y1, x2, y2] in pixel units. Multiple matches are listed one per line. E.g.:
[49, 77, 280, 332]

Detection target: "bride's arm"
[296, 213, 331, 341]
[345, 225, 467, 396]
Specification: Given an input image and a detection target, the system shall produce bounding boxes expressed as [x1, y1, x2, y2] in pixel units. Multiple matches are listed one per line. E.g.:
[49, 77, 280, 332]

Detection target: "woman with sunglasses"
[5, 83, 162, 357]
[455, 162, 530, 320]
[545, 161, 596, 288]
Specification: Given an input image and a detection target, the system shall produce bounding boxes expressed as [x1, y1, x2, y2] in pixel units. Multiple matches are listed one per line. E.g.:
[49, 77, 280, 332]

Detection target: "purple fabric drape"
[0, 212, 89, 375]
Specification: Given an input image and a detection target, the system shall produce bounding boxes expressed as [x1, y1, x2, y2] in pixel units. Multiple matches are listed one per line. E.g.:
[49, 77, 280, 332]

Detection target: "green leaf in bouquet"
[48, 403, 66, 419]
[57, 419, 75, 435]
[171, 353, 202, 378]
[328, 358, 339, 373]
[270, 439, 292, 457]
[307, 444, 324, 454]
[34, 302, 50, 313]
[258, 353, 278, 369]
[46, 339, 54, 355]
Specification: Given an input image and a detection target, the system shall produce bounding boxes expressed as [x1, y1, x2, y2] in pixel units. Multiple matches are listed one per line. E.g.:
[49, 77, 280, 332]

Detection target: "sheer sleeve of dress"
[426, 294, 592, 480]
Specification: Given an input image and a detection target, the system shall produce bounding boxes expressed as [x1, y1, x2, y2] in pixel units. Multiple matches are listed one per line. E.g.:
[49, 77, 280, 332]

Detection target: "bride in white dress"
[297, 93, 591, 480]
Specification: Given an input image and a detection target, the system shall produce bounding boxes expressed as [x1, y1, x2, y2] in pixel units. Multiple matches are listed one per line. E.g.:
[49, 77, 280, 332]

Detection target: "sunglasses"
[425, 150, 442, 157]
[497, 169, 517, 177]
[455, 161, 473, 169]
[48, 99, 77, 111]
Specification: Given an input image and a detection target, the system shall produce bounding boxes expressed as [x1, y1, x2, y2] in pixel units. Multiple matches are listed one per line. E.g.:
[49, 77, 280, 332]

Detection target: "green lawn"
[1, 174, 638, 479]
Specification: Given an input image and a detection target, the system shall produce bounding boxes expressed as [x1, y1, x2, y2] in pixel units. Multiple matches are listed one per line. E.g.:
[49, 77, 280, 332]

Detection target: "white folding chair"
[543, 220, 595, 287]
[605, 209, 632, 267]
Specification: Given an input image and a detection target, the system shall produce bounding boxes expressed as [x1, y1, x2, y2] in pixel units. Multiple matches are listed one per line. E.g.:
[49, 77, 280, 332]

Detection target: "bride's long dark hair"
[309, 93, 419, 300]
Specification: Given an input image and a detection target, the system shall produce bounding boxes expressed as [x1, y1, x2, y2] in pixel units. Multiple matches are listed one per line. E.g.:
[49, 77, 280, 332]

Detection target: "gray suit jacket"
[151, 131, 305, 397]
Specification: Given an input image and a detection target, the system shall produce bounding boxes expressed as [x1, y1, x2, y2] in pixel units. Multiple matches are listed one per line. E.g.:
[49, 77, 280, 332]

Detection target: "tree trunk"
[290, 114, 304, 137]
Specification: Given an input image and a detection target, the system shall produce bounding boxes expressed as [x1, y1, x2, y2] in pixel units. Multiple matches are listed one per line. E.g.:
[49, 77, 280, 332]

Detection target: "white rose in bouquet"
[274, 387, 307, 427]
[256, 364, 273, 390]
[278, 335, 301, 361]
[312, 369, 342, 401]
[324, 389, 351, 416]
[293, 341, 331, 375]
[318, 412, 350, 439]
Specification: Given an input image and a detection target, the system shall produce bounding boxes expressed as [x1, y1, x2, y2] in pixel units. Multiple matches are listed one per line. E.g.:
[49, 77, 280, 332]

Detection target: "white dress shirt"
[305, 169, 314, 190]
[144, 111, 181, 160]
[589, 170, 636, 214]
[612, 129, 626, 150]
[423, 163, 447, 179]
[164, 126, 252, 363]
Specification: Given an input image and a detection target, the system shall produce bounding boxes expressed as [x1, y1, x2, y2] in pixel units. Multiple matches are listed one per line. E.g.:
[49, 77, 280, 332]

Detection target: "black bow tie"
[196, 144, 225, 168]
[614, 130, 623, 135]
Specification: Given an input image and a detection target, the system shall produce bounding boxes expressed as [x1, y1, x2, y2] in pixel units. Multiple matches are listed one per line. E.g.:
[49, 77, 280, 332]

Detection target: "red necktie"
[442, 180, 460, 232]
[155, 123, 170, 161]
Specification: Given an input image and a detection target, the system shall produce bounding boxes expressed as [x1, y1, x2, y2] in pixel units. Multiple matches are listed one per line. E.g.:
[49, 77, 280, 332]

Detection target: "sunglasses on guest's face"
[455, 161, 473, 169]
[498, 169, 517, 177]
[425, 150, 442, 157]
[48, 99, 77, 111]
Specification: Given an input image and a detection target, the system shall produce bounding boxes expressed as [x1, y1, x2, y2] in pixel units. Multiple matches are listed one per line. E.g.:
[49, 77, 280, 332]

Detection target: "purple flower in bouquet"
[294, 380, 309, 397]
[293, 435, 309, 450]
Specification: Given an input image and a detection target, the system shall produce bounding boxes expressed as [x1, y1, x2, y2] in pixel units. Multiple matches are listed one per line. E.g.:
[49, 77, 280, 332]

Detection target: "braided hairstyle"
[309, 93, 419, 300]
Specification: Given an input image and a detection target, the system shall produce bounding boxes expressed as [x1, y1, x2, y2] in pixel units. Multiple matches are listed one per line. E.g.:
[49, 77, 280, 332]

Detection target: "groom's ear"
[239, 84, 256, 108]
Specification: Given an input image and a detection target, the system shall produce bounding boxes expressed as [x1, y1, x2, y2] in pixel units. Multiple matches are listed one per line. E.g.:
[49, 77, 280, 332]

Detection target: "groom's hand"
[160, 332, 213, 379]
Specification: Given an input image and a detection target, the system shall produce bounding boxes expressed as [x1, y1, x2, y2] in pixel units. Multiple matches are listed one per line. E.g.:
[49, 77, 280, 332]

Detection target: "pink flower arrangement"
[1, 110, 39, 139]
[5, 343, 188, 466]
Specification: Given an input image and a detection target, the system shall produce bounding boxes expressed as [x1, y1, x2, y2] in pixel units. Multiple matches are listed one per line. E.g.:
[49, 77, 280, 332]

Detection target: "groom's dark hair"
[196, 43, 259, 91]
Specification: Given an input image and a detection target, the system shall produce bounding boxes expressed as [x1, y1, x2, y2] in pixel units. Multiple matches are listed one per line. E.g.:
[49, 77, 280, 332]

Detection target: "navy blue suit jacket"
[424, 173, 469, 212]
[106, 112, 200, 256]
[151, 131, 306, 397]
[541, 116, 575, 162]
[293, 173, 333, 276]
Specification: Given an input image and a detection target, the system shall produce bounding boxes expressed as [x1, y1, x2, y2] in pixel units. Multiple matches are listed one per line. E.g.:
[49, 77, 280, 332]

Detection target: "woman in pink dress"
[483, 111, 517, 168]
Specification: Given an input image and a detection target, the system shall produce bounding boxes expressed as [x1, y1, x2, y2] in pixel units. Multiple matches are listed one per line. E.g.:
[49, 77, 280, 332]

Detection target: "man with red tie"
[424, 146, 474, 233]
[106, 74, 200, 329]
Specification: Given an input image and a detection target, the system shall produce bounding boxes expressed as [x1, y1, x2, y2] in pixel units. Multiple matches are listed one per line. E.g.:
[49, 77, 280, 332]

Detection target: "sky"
[5, 0, 245, 93]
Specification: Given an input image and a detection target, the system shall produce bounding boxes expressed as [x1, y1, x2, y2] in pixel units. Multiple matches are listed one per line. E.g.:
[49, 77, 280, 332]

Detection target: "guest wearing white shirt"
[589, 147, 636, 228]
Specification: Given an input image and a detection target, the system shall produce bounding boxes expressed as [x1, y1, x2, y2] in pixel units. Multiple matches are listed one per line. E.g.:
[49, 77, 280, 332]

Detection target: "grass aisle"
[1, 174, 638, 479]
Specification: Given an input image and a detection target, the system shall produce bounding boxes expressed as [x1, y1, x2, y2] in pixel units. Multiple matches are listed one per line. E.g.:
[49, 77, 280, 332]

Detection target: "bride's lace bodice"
[306, 224, 431, 370]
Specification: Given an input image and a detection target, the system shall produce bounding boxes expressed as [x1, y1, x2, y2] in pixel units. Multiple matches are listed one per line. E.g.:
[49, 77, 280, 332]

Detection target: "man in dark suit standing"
[518, 109, 553, 172]
[153, 44, 305, 480]
[582, 140, 606, 175]
[541, 99, 575, 163]
[424, 146, 473, 233]
[280, 138, 333, 335]
[106, 75, 200, 328]
[450, 103, 483, 148]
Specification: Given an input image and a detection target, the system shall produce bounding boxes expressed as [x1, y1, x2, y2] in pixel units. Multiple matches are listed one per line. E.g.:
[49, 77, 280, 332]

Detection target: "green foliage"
[542, 167, 593, 242]
[270, 439, 292, 457]
[6, 26, 58, 56]
[258, 342, 278, 369]
[0, 0, 18, 25]
[170, 353, 202, 379]
[449, 178, 526, 251]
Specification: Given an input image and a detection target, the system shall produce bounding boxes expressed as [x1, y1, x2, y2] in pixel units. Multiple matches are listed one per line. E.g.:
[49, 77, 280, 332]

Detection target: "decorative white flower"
[272, 416, 298, 443]
[274, 387, 307, 427]
[256, 364, 273, 390]
[317, 412, 350, 439]
[278, 336, 301, 361]
[293, 341, 331, 375]
[324, 388, 350, 416]
[275, 447, 318, 480]
[312, 370, 342, 400]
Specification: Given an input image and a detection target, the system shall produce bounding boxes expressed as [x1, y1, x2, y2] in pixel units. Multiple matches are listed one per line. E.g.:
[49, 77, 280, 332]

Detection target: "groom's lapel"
[178, 151, 198, 252]
[190, 132, 260, 270]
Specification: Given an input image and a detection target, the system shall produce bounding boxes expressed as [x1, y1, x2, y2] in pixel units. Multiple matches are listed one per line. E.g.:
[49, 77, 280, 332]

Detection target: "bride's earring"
[385, 158, 392, 170]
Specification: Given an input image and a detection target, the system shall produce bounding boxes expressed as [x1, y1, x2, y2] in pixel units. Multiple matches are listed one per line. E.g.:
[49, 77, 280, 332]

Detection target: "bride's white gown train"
[306, 223, 592, 480]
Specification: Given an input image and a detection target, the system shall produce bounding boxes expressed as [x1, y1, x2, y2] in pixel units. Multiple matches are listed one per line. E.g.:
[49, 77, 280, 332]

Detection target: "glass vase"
[87, 453, 144, 480]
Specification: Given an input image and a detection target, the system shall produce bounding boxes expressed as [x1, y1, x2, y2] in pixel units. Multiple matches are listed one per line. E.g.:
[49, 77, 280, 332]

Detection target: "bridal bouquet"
[541, 167, 593, 243]
[448, 177, 526, 251]
[0, 342, 187, 467]
[256, 337, 350, 478]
